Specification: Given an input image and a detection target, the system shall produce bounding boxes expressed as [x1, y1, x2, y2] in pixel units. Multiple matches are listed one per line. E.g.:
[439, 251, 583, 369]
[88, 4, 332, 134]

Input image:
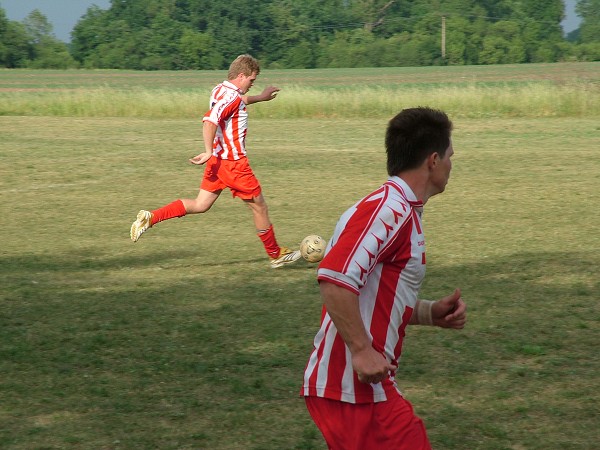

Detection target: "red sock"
[151, 200, 187, 226]
[257, 225, 280, 258]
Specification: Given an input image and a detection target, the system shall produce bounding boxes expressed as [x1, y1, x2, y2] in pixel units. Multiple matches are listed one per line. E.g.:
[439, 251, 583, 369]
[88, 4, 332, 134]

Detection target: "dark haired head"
[386, 107, 453, 176]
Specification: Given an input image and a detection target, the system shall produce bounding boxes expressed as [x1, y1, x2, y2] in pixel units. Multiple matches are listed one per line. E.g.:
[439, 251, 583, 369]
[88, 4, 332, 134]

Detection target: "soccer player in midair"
[130, 55, 301, 268]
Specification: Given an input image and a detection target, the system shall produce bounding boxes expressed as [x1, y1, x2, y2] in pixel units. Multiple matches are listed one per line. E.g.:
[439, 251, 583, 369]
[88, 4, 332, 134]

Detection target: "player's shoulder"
[375, 183, 413, 227]
[359, 183, 411, 210]
[212, 82, 240, 102]
[350, 184, 411, 229]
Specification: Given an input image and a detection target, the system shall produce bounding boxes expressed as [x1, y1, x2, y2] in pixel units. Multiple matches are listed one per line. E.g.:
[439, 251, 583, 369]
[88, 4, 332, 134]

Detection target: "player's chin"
[439, 179, 450, 193]
[433, 184, 447, 196]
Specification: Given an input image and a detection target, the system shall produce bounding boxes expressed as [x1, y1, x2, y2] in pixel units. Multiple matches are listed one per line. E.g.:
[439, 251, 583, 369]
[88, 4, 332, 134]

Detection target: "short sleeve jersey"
[202, 80, 248, 161]
[302, 176, 426, 404]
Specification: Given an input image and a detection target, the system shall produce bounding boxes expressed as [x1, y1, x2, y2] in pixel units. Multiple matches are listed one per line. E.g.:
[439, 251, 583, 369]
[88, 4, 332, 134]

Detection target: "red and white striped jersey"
[302, 176, 426, 404]
[202, 80, 248, 161]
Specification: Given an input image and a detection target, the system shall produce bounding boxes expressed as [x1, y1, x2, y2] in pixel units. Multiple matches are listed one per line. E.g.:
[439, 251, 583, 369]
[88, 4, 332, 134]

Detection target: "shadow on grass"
[0, 247, 313, 274]
[1, 249, 598, 449]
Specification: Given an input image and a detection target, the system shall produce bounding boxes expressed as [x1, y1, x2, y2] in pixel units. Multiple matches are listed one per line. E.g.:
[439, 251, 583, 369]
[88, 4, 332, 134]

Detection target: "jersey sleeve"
[317, 186, 412, 295]
[202, 93, 242, 126]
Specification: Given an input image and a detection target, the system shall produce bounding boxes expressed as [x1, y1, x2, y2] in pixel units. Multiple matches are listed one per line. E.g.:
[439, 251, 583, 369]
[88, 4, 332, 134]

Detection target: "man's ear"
[427, 152, 439, 170]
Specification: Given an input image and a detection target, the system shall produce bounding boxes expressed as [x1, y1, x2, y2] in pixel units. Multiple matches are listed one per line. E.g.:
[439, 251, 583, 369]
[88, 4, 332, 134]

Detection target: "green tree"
[0, 9, 30, 67]
[513, 0, 565, 61]
[141, 11, 185, 69]
[22, 9, 53, 44]
[318, 29, 380, 67]
[28, 36, 77, 68]
[178, 29, 223, 69]
[575, 42, 600, 59]
[444, 16, 470, 65]
[485, 20, 526, 63]
[65, 0, 580, 68]
[263, 1, 318, 68]
[0, 7, 7, 63]
[70, 5, 112, 64]
[576, 0, 600, 43]
[21, 9, 77, 68]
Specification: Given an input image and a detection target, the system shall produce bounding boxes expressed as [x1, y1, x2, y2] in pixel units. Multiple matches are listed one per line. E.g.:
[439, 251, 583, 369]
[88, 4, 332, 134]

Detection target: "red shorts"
[305, 392, 431, 450]
[200, 156, 262, 200]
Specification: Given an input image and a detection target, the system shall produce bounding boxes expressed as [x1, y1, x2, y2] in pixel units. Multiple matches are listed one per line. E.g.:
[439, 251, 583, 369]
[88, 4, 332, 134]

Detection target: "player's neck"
[397, 169, 429, 204]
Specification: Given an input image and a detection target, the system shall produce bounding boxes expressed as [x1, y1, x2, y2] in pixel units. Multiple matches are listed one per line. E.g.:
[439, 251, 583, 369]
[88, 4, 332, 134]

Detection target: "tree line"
[1, 0, 599, 70]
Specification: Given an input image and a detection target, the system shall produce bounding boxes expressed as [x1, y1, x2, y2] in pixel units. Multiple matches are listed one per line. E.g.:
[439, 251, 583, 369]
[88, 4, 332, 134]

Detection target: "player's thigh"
[370, 393, 431, 449]
[305, 397, 372, 450]
[193, 188, 221, 211]
[305, 394, 430, 450]
[200, 158, 227, 193]
[227, 159, 262, 199]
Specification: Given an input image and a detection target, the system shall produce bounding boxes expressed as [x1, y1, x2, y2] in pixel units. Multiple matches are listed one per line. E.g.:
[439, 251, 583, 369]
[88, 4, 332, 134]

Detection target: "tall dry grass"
[1, 81, 598, 119]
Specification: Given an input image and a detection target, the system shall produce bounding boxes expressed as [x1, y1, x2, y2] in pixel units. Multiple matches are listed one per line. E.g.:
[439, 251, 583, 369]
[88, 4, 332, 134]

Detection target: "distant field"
[1, 62, 599, 89]
[1, 65, 599, 449]
[0, 62, 599, 119]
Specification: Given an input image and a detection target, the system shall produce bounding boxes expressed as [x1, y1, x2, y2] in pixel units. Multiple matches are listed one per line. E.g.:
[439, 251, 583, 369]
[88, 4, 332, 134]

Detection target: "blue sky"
[1, 0, 111, 42]
[1, 0, 583, 43]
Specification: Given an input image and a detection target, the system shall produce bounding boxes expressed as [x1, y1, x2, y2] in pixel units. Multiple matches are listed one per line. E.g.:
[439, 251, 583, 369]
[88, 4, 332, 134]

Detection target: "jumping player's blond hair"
[228, 54, 261, 79]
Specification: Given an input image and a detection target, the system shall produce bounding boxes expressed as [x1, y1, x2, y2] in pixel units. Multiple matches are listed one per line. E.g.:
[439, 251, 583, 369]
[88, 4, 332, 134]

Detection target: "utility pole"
[441, 15, 446, 59]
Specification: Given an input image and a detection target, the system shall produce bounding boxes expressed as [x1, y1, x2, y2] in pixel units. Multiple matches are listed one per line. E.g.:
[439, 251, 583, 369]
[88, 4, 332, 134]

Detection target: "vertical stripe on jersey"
[370, 247, 408, 354]
[304, 314, 333, 397]
[327, 333, 352, 401]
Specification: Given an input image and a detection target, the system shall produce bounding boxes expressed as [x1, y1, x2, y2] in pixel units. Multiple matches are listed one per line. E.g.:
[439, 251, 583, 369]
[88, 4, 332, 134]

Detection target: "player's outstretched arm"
[242, 86, 280, 105]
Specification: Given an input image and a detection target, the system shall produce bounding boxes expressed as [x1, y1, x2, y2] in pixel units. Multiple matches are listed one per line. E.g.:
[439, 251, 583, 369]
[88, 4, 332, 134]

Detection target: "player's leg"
[304, 396, 371, 450]
[369, 392, 431, 449]
[219, 157, 300, 267]
[130, 157, 224, 242]
[244, 193, 271, 231]
[130, 189, 221, 242]
[305, 394, 430, 450]
[244, 194, 277, 256]
[181, 189, 221, 214]
[244, 194, 301, 268]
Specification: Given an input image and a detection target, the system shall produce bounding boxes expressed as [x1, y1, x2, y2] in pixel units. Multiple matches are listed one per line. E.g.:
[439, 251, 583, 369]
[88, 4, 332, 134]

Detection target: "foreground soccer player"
[302, 107, 467, 449]
[130, 54, 301, 268]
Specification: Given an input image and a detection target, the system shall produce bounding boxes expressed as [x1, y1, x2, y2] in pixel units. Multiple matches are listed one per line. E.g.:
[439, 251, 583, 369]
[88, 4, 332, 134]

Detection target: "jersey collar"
[387, 176, 424, 210]
[222, 80, 242, 93]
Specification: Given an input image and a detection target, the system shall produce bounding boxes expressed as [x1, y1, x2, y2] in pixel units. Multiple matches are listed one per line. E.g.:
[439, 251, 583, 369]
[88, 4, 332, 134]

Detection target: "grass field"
[1, 64, 599, 449]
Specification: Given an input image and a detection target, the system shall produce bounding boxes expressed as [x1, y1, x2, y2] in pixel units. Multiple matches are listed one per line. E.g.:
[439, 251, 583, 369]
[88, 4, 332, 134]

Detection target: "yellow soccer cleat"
[270, 246, 302, 269]
[130, 210, 153, 242]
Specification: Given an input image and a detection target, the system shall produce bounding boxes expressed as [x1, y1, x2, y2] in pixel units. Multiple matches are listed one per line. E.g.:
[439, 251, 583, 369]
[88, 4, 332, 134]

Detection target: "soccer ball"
[300, 235, 327, 263]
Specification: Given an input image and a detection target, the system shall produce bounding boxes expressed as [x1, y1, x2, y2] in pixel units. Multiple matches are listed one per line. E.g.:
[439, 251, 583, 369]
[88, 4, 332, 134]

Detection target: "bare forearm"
[242, 86, 279, 105]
